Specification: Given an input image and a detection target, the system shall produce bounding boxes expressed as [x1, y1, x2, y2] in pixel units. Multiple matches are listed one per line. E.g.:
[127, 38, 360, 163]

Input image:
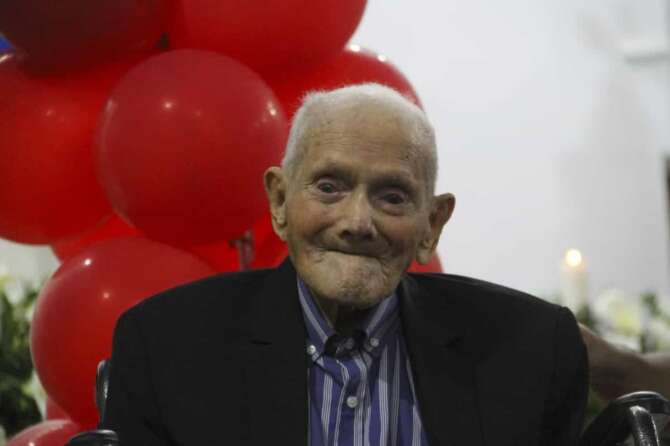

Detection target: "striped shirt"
[297, 278, 429, 446]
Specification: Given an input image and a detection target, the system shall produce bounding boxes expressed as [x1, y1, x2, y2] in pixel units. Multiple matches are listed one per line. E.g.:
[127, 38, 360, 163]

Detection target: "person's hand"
[578, 323, 648, 400]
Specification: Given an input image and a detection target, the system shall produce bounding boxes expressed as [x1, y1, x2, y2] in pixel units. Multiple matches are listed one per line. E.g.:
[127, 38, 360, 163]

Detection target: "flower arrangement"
[571, 289, 670, 422]
[577, 289, 670, 355]
[0, 276, 43, 439]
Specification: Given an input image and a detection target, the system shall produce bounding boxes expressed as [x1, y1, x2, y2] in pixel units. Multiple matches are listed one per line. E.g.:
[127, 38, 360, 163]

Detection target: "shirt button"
[346, 395, 359, 408]
[306, 344, 317, 355]
[369, 338, 380, 348]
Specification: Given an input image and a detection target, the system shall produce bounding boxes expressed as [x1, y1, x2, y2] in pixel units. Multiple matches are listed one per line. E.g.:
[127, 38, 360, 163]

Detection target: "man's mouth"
[328, 248, 379, 259]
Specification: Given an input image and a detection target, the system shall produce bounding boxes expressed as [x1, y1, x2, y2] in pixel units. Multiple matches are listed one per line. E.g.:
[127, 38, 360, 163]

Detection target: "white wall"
[2, 0, 670, 302]
[352, 0, 670, 299]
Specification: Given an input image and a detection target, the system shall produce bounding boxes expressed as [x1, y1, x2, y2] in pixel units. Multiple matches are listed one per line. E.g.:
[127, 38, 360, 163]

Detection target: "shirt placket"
[333, 351, 362, 446]
[352, 351, 371, 446]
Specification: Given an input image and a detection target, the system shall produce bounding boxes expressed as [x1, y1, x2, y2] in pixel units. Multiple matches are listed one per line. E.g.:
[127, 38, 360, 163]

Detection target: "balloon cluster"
[1, 2, 441, 443]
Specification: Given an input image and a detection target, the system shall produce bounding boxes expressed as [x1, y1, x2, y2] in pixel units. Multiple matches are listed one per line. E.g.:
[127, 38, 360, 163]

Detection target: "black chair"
[580, 391, 670, 446]
[66, 359, 118, 446]
[94, 359, 112, 423]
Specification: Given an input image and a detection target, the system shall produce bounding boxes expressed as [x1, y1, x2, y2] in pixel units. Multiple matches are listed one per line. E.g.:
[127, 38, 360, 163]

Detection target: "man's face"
[266, 104, 453, 309]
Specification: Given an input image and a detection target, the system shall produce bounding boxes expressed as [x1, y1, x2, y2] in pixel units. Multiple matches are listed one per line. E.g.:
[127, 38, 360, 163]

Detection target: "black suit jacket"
[103, 259, 588, 446]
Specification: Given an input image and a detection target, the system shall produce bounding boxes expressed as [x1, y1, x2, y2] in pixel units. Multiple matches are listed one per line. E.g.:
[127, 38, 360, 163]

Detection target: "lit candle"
[560, 249, 589, 312]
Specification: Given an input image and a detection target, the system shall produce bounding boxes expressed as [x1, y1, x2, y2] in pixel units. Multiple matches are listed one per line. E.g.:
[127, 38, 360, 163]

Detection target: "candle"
[560, 249, 589, 312]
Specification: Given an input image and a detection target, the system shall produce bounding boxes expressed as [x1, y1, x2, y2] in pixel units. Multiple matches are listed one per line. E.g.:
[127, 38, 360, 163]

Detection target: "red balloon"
[0, 52, 144, 244]
[0, 0, 164, 70]
[409, 254, 443, 273]
[8, 420, 80, 446]
[250, 213, 288, 269]
[96, 50, 287, 245]
[45, 398, 70, 420]
[188, 213, 288, 271]
[31, 236, 215, 428]
[269, 45, 422, 120]
[166, 0, 366, 75]
[51, 215, 140, 261]
[188, 239, 240, 272]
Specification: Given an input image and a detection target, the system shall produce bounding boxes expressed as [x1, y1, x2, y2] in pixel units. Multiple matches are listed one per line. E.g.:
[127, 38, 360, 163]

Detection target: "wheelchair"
[66, 359, 670, 446]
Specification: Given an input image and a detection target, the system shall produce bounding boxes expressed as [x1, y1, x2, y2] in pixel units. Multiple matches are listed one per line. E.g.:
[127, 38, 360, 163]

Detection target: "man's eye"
[383, 193, 406, 205]
[317, 182, 338, 194]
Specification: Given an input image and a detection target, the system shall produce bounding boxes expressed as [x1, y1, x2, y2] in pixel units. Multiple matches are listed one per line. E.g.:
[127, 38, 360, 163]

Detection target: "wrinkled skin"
[264, 99, 455, 325]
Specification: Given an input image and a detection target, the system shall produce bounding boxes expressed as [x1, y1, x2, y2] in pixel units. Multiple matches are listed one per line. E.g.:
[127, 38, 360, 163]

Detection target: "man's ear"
[263, 167, 289, 241]
[415, 193, 456, 264]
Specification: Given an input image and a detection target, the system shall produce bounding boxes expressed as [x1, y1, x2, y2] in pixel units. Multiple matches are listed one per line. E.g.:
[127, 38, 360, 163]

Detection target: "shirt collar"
[297, 276, 400, 361]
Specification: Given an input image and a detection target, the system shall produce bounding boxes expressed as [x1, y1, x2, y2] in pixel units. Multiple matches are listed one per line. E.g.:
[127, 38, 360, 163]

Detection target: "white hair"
[281, 83, 438, 195]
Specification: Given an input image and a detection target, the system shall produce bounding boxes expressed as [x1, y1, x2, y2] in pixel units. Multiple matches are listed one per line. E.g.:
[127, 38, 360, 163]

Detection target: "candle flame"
[564, 249, 583, 267]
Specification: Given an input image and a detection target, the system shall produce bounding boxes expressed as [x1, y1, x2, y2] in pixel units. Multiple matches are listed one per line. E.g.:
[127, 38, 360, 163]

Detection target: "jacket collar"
[250, 258, 304, 346]
[246, 260, 484, 446]
[399, 273, 465, 347]
[400, 273, 484, 446]
[246, 259, 308, 446]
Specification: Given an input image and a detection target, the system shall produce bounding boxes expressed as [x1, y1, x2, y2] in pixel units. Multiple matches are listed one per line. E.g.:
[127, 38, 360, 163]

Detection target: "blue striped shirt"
[297, 278, 429, 446]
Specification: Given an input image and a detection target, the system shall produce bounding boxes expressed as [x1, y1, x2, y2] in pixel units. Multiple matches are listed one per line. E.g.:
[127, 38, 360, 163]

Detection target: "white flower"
[656, 295, 670, 318]
[0, 263, 9, 283]
[646, 318, 670, 351]
[22, 371, 47, 418]
[24, 300, 35, 323]
[3, 278, 25, 306]
[592, 288, 646, 338]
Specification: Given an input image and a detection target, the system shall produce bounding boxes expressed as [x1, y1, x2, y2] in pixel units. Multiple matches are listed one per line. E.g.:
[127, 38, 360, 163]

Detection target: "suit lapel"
[242, 265, 485, 446]
[245, 260, 308, 446]
[400, 274, 485, 446]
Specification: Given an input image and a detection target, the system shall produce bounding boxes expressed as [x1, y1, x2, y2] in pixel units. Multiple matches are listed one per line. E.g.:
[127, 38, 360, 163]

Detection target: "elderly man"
[103, 84, 588, 446]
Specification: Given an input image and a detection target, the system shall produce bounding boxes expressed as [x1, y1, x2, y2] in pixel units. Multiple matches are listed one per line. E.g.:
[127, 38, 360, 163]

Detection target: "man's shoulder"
[122, 267, 276, 327]
[406, 272, 582, 367]
[406, 271, 571, 343]
[407, 271, 559, 314]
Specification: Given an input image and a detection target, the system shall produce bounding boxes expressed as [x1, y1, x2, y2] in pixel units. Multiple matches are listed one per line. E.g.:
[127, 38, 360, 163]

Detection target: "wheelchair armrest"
[95, 358, 111, 423]
[579, 391, 670, 446]
[66, 359, 117, 446]
[66, 429, 119, 446]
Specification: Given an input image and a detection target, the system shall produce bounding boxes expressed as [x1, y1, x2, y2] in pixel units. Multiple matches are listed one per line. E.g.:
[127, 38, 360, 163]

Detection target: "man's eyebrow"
[372, 171, 419, 190]
[309, 164, 356, 181]
[380, 172, 414, 183]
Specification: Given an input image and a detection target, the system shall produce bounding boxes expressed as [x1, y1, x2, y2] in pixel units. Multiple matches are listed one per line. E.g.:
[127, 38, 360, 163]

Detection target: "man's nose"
[338, 190, 377, 242]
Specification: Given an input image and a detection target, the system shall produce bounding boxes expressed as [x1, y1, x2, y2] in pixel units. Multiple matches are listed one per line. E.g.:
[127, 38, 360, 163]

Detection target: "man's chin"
[311, 283, 388, 309]
[323, 249, 382, 269]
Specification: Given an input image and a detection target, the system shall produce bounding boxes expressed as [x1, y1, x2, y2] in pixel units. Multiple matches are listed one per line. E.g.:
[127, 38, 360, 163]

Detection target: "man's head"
[264, 83, 455, 310]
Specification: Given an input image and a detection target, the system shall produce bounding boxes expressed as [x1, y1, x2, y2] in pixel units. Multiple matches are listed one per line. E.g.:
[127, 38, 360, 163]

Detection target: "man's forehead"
[304, 152, 418, 178]
[302, 105, 419, 155]
[288, 96, 435, 195]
